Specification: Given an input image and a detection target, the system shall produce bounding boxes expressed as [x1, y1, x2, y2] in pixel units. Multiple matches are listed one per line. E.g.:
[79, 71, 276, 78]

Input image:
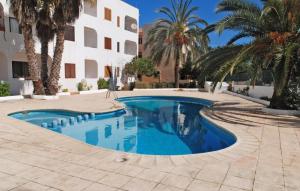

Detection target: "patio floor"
[0, 91, 299, 191]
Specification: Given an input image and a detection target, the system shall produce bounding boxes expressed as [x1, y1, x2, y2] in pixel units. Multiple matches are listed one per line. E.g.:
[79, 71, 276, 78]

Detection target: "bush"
[97, 78, 109, 89]
[77, 79, 92, 91]
[0, 81, 10, 97]
[62, 88, 69, 93]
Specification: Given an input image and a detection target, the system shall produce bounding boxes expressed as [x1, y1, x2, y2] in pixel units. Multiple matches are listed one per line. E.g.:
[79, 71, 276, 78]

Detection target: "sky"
[123, 0, 262, 47]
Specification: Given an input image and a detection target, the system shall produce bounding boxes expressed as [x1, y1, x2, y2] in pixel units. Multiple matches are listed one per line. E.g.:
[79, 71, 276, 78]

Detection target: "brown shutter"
[104, 37, 112, 50]
[65, 63, 76, 78]
[117, 16, 120, 27]
[104, 8, 112, 21]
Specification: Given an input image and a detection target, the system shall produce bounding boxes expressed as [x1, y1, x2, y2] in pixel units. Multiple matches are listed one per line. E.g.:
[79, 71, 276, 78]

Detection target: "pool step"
[40, 113, 96, 128]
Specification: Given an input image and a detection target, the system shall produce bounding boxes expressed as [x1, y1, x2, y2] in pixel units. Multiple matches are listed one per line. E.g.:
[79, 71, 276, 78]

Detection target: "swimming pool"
[9, 96, 236, 155]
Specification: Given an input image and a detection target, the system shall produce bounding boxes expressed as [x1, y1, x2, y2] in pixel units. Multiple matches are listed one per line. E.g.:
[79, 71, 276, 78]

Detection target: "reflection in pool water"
[10, 96, 236, 155]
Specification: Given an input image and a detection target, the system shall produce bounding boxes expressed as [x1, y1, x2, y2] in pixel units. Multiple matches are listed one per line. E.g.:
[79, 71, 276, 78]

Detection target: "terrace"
[0, 91, 299, 191]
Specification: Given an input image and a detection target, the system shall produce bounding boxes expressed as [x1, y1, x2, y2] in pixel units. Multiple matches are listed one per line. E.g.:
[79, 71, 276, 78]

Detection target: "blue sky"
[123, 0, 262, 47]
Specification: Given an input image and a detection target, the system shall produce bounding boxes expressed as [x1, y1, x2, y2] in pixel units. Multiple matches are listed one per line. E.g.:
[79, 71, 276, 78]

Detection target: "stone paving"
[0, 91, 299, 191]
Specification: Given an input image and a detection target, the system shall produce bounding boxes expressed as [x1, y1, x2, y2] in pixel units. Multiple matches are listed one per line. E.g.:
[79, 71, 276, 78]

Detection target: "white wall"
[0, 0, 139, 94]
[233, 85, 274, 98]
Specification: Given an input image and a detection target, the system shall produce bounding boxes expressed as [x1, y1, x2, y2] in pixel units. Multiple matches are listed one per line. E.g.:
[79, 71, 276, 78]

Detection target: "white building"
[0, 0, 139, 95]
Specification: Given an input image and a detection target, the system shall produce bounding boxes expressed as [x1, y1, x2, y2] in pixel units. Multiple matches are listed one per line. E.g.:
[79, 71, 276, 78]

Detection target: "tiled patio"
[0, 91, 299, 191]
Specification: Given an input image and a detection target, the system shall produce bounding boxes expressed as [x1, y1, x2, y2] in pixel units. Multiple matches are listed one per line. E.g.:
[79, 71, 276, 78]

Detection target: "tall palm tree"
[145, 0, 209, 88]
[198, 0, 300, 109]
[9, 0, 45, 95]
[46, 0, 96, 95]
[36, 0, 56, 91]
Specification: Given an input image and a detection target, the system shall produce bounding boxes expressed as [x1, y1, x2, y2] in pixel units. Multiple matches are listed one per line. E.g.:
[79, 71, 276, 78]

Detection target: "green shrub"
[97, 78, 109, 89]
[77, 80, 92, 91]
[62, 88, 69, 93]
[0, 81, 10, 97]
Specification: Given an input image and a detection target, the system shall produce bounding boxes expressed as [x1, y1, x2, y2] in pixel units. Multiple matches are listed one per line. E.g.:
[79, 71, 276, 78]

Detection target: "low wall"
[233, 85, 274, 98]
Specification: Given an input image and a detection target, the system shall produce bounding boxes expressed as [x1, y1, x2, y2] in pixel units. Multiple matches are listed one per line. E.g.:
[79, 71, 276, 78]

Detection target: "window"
[12, 61, 29, 78]
[104, 8, 112, 21]
[138, 37, 143, 45]
[64, 25, 75, 41]
[84, 27, 97, 48]
[65, 63, 76, 79]
[117, 16, 120, 27]
[84, 0, 97, 17]
[125, 16, 137, 33]
[85, 60, 98, 79]
[104, 37, 112, 50]
[9, 17, 21, 34]
[117, 42, 120, 53]
[104, 66, 112, 78]
[0, 3, 4, 31]
[124, 40, 137, 56]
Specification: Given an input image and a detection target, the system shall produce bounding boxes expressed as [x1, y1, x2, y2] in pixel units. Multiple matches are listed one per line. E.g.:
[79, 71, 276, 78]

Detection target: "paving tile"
[137, 169, 168, 182]
[223, 176, 253, 191]
[219, 185, 246, 191]
[99, 173, 131, 188]
[187, 179, 220, 191]
[76, 168, 108, 182]
[0, 158, 32, 175]
[122, 178, 157, 191]
[196, 163, 229, 183]
[253, 181, 284, 191]
[83, 183, 117, 191]
[161, 174, 192, 189]
[35, 172, 92, 191]
[10, 182, 50, 191]
[16, 167, 52, 180]
[171, 166, 200, 178]
[0, 175, 29, 190]
[115, 164, 144, 177]
[284, 176, 300, 190]
[152, 184, 184, 191]
[255, 167, 284, 186]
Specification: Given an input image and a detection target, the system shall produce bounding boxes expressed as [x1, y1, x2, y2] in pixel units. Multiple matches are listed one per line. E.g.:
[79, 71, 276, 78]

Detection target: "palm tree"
[46, 0, 96, 95]
[198, 0, 300, 109]
[36, 0, 56, 91]
[9, 0, 45, 95]
[145, 0, 209, 88]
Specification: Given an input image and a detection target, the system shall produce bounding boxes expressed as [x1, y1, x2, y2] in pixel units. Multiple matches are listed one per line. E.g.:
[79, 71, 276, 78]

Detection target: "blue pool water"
[9, 96, 236, 155]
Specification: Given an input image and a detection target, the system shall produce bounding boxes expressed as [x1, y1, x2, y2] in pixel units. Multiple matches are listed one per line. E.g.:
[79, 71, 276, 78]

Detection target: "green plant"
[77, 80, 89, 91]
[97, 78, 109, 89]
[145, 0, 209, 88]
[198, 0, 300, 109]
[62, 88, 69, 93]
[124, 58, 157, 81]
[0, 81, 10, 97]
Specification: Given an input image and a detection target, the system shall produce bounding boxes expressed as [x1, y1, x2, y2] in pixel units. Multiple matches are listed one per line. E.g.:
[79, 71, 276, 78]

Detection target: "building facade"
[0, 0, 139, 95]
[139, 24, 175, 83]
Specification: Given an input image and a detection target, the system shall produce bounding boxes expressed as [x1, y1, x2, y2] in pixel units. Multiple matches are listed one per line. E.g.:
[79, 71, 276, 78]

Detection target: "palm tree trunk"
[47, 26, 65, 95]
[175, 62, 180, 88]
[270, 60, 293, 109]
[23, 25, 45, 95]
[41, 39, 49, 92]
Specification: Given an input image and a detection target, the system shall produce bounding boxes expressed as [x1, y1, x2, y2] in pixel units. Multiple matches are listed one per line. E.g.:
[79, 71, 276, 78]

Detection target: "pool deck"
[0, 91, 299, 191]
